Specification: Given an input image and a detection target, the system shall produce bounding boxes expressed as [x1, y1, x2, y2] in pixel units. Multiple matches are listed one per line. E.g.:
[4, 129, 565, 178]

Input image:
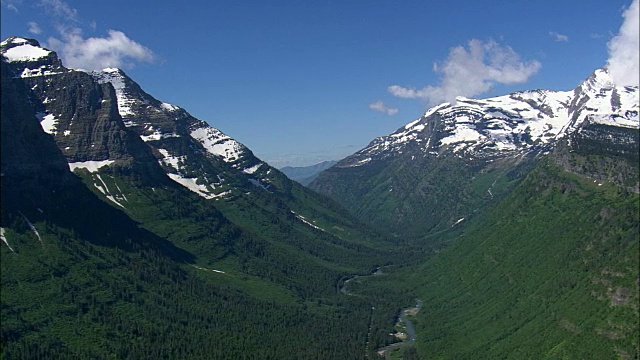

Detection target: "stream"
[338, 268, 423, 359]
[376, 299, 423, 359]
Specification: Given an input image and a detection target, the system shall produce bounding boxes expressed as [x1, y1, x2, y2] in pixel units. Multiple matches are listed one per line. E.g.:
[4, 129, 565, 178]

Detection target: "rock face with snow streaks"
[89, 67, 267, 199]
[2, 37, 168, 185]
[1, 37, 269, 196]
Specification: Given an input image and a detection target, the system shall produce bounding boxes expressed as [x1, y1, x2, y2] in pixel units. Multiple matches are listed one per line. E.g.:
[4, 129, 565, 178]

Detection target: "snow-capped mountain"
[311, 67, 638, 237]
[89, 67, 267, 200]
[1, 36, 269, 200]
[339, 68, 638, 168]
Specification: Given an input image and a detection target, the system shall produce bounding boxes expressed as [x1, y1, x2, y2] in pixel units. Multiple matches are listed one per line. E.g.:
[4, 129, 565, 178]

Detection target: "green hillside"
[412, 160, 639, 359]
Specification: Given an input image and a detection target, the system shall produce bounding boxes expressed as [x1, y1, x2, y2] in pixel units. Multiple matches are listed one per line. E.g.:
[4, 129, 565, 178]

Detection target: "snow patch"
[157, 149, 185, 170]
[167, 173, 230, 200]
[92, 69, 135, 117]
[242, 163, 262, 174]
[140, 131, 180, 142]
[20, 65, 63, 78]
[452, 218, 465, 227]
[348, 157, 372, 167]
[20, 213, 43, 245]
[69, 160, 115, 173]
[440, 125, 483, 146]
[1, 228, 15, 252]
[190, 126, 245, 162]
[2, 43, 52, 62]
[161, 102, 179, 111]
[37, 113, 58, 134]
[93, 174, 127, 209]
[291, 211, 326, 232]
[191, 264, 225, 274]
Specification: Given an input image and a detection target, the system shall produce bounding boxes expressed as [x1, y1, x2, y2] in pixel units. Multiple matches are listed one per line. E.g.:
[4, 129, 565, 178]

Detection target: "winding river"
[376, 299, 423, 359]
[338, 268, 423, 359]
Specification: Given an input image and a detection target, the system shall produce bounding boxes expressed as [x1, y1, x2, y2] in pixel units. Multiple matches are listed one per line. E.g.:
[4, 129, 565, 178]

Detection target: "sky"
[2, 0, 638, 167]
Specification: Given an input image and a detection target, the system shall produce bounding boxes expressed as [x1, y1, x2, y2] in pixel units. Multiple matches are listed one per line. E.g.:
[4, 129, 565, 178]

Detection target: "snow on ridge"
[242, 163, 262, 174]
[1, 37, 28, 46]
[2, 43, 51, 62]
[92, 69, 135, 117]
[161, 102, 179, 111]
[422, 102, 451, 119]
[69, 160, 115, 173]
[348, 157, 371, 167]
[354, 69, 636, 162]
[190, 126, 245, 163]
[576, 75, 639, 129]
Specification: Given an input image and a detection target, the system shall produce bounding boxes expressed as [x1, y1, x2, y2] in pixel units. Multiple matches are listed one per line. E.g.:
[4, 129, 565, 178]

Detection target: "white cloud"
[607, 0, 639, 86]
[549, 31, 569, 42]
[28, 21, 42, 35]
[47, 29, 155, 71]
[389, 40, 541, 105]
[1, 0, 21, 12]
[38, 0, 77, 21]
[369, 100, 399, 115]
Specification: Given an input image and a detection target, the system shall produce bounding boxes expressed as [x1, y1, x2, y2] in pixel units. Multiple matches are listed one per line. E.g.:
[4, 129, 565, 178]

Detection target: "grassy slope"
[312, 154, 535, 241]
[413, 160, 639, 359]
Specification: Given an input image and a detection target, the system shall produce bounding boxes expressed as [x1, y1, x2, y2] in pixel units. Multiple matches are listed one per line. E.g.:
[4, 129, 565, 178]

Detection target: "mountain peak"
[338, 67, 637, 169]
[1, 36, 64, 78]
[1, 37, 52, 63]
[1, 36, 42, 49]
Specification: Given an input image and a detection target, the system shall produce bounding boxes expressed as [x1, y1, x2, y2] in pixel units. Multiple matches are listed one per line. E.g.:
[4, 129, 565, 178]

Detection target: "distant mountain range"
[280, 160, 337, 185]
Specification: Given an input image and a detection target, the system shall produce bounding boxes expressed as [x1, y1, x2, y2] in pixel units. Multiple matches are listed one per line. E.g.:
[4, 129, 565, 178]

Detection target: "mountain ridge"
[334, 68, 637, 169]
[310, 65, 638, 237]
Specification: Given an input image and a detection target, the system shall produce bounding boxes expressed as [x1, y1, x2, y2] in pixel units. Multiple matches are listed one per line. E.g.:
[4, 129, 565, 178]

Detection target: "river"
[338, 268, 423, 359]
[376, 299, 423, 359]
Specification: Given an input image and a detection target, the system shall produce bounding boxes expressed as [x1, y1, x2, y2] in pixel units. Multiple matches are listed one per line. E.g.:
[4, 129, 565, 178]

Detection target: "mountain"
[280, 160, 338, 185]
[309, 64, 639, 358]
[311, 68, 639, 238]
[419, 160, 639, 359]
[2, 35, 638, 359]
[1, 36, 395, 358]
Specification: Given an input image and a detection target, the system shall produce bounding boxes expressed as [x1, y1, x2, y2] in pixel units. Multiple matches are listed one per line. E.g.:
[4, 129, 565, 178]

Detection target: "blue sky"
[2, 0, 638, 167]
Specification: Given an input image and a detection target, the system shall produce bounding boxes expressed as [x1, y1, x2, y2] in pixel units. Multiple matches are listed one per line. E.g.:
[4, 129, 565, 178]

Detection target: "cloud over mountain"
[607, 0, 639, 86]
[388, 40, 541, 105]
[47, 29, 155, 71]
[369, 100, 398, 115]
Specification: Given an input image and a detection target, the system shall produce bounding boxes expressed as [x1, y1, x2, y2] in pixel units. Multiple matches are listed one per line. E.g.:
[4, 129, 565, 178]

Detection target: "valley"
[1, 33, 638, 360]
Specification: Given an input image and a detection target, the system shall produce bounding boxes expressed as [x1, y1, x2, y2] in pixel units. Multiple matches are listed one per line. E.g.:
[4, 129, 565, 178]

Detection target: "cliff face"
[2, 37, 170, 185]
